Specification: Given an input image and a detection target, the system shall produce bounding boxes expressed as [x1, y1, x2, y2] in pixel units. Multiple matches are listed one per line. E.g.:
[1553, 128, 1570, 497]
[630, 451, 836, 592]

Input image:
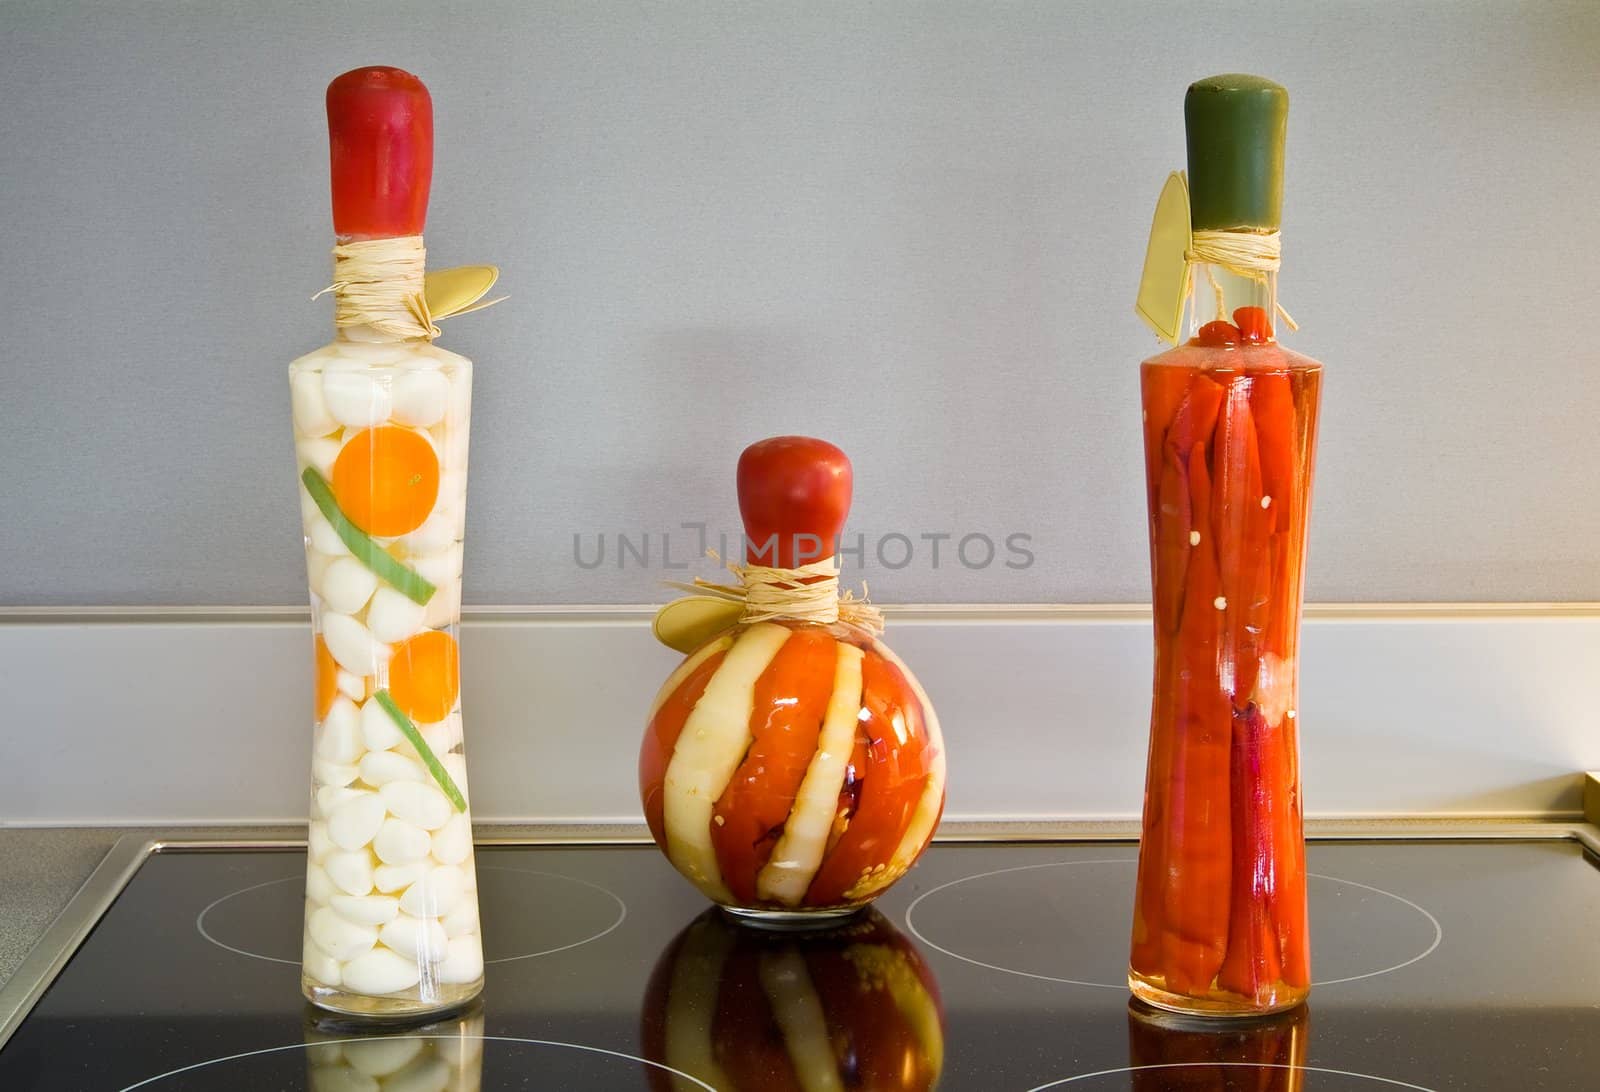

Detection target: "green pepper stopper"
[1185, 73, 1288, 232]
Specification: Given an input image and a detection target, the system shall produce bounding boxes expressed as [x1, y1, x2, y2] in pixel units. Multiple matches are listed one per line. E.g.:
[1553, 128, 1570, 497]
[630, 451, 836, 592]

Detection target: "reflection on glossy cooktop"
[1, 840, 1597, 1089]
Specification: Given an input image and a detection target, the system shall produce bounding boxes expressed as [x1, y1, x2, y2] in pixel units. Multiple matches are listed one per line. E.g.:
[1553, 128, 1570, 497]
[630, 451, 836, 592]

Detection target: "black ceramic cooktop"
[2, 839, 1597, 1090]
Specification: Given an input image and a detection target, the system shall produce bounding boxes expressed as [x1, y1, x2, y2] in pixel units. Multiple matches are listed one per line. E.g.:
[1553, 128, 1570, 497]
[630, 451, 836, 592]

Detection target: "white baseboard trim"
[3, 604, 1596, 825]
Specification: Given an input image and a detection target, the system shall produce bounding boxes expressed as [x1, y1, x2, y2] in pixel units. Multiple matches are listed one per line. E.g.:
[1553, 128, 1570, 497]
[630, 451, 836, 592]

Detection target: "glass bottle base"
[1128, 970, 1307, 1020]
[302, 977, 483, 1022]
[719, 904, 866, 931]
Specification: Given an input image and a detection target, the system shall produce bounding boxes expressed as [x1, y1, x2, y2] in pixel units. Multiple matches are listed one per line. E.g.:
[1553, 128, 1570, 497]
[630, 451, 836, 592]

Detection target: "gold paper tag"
[652, 596, 745, 654]
[424, 265, 505, 321]
[1134, 172, 1192, 345]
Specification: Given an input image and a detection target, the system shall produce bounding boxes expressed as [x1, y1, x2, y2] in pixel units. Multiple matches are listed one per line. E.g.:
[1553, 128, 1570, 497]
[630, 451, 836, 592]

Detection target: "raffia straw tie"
[666, 554, 886, 635]
[313, 235, 439, 341]
[1185, 229, 1299, 332]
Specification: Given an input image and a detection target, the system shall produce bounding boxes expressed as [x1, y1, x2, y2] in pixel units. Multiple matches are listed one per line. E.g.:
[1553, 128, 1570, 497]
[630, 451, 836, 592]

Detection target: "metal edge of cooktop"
[2, 818, 1597, 1053]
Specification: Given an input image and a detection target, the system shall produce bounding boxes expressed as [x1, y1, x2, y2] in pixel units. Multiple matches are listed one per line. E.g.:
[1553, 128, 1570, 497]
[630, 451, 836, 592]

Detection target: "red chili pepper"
[1153, 448, 1191, 636]
[639, 648, 730, 848]
[326, 66, 433, 239]
[1195, 320, 1240, 347]
[1211, 381, 1273, 704]
[1132, 658, 1177, 977]
[1164, 376, 1226, 464]
[1272, 717, 1311, 989]
[1156, 442, 1232, 996]
[710, 627, 837, 904]
[1217, 705, 1285, 999]
[1233, 306, 1273, 343]
[1250, 374, 1297, 535]
[1141, 367, 1191, 504]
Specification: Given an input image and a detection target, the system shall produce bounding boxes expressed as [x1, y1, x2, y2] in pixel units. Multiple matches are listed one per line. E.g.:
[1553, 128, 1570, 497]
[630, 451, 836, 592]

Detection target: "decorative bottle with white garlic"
[291, 66, 484, 1018]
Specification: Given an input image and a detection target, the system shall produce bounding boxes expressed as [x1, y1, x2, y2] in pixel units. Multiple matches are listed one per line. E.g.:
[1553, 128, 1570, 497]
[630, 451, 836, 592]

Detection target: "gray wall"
[3, 1, 1597, 607]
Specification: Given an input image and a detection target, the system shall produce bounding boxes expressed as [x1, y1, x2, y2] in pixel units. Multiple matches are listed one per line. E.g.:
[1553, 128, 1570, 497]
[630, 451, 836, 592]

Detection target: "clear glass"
[641, 908, 945, 1090]
[304, 1002, 486, 1089]
[639, 619, 946, 923]
[1127, 1000, 1309, 1089]
[1129, 266, 1322, 1016]
[290, 324, 483, 1017]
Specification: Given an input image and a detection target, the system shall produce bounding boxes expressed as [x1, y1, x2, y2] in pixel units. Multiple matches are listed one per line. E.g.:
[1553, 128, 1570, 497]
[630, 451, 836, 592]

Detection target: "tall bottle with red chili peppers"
[1129, 75, 1322, 1016]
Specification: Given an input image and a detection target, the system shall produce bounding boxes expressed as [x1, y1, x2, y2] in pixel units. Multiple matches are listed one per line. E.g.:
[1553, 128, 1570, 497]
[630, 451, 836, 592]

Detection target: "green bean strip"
[373, 689, 467, 812]
[301, 467, 436, 605]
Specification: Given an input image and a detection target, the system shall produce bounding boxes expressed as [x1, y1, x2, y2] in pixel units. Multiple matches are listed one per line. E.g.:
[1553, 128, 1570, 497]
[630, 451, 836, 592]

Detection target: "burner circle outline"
[1025, 1061, 1437, 1091]
[117, 1035, 715, 1091]
[195, 866, 627, 966]
[902, 858, 1442, 989]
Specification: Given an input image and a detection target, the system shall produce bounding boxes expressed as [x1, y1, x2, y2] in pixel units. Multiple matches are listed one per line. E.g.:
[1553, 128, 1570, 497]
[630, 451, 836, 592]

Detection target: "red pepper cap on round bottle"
[737, 436, 853, 569]
[326, 65, 433, 239]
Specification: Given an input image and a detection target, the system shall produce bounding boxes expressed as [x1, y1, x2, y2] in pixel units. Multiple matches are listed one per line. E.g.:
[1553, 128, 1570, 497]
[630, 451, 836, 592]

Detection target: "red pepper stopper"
[326, 66, 433, 239]
[736, 436, 853, 569]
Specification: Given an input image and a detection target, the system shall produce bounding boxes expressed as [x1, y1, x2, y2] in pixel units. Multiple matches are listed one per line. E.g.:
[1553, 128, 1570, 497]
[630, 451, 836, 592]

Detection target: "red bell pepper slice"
[710, 943, 808, 1092]
[804, 936, 943, 1091]
[640, 648, 730, 849]
[710, 627, 838, 904]
[804, 647, 933, 906]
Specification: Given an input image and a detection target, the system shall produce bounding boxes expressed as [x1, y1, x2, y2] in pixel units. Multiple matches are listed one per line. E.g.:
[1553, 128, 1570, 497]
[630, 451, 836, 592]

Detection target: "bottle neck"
[336, 323, 427, 347]
[330, 233, 432, 345]
[1186, 264, 1278, 343]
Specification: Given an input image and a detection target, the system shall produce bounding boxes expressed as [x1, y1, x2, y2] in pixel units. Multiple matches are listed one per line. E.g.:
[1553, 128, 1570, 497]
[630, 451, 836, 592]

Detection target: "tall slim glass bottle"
[293, 66, 483, 1018]
[1129, 75, 1321, 1017]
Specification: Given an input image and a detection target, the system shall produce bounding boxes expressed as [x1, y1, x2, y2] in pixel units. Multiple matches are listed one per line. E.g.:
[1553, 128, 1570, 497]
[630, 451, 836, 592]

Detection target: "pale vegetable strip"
[373, 689, 467, 812]
[663, 918, 738, 1092]
[759, 949, 846, 1092]
[301, 467, 437, 605]
[756, 642, 863, 905]
[663, 623, 791, 903]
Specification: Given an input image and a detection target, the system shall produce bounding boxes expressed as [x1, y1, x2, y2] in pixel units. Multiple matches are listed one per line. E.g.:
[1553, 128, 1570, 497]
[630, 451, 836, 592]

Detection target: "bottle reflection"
[641, 908, 945, 1090]
[1127, 1001, 1308, 1090]
[304, 1001, 485, 1091]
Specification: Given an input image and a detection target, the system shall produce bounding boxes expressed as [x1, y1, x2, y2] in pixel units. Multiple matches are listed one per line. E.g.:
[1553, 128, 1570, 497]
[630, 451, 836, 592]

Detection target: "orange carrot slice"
[313, 635, 338, 720]
[387, 629, 460, 724]
[331, 425, 441, 537]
